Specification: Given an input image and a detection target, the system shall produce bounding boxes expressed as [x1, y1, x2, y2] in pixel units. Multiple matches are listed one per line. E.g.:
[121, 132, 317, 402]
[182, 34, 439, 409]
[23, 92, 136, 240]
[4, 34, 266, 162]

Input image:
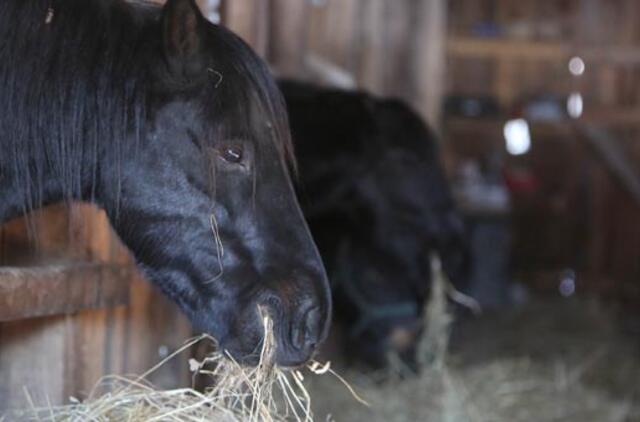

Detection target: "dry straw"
[12, 310, 364, 422]
[305, 260, 640, 422]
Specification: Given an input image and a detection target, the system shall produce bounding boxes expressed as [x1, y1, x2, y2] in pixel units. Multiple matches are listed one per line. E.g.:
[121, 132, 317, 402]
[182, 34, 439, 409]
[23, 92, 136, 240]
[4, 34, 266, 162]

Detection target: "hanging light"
[568, 56, 585, 76]
[567, 92, 584, 119]
[504, 118, 531, 156]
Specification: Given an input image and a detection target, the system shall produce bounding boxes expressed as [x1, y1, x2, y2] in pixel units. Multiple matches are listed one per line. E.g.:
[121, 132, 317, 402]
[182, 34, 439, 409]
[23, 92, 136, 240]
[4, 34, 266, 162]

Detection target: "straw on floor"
[11, 311, 361, 422]
[306, 266, 640, 422]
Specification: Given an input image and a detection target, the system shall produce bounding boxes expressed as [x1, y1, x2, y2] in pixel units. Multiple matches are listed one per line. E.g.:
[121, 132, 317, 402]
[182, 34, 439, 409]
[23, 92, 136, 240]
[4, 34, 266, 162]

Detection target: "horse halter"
[334, 240, 419, 338]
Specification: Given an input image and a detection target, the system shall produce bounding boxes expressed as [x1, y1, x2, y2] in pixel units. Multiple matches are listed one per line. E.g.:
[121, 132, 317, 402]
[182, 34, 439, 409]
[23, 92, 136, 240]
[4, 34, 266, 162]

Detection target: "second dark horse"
[281, 81, 468, 369]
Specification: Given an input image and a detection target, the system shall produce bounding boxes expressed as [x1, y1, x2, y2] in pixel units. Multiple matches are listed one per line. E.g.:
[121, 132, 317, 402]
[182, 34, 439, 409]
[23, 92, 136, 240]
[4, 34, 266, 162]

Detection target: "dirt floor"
[307, 297, 640, 422]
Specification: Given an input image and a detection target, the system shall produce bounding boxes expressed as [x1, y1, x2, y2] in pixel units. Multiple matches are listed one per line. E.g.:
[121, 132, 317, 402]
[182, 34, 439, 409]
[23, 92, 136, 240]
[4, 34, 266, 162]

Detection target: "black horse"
[281, 80, 468, 368]
[0, 0, 331, 367]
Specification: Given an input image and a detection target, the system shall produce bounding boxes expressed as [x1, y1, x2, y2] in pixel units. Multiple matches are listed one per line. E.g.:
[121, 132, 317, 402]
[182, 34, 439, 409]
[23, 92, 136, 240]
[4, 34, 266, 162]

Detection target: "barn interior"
[1, 0, 640, 421]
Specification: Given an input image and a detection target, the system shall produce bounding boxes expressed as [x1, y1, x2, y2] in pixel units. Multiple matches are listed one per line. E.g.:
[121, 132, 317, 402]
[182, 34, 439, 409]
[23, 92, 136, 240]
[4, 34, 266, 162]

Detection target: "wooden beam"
[354, 0, 386, 94]
[0, 316, 67, 409]
[448, 37, 640, 64]
[448, 38, 567, 60]
[581, 107, 640, 127]
[578, 124, 640, 206]
[268, 0, 309, 76]
[413, 0, 447, 129]
[222, 0, 270, 57]
[0, 263, 132, 322]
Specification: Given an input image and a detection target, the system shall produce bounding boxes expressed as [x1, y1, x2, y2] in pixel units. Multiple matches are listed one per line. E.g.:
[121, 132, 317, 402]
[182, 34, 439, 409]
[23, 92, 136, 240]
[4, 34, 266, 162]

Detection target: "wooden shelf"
[0, 262, 133, 322]
[448, 37, 566, 60]
[448, 37, 640, 64]
[445, 106, 640, 135]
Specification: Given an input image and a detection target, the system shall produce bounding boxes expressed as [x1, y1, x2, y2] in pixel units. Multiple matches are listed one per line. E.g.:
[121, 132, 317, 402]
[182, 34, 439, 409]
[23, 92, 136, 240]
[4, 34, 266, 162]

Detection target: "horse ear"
[161, 0, 207, 81]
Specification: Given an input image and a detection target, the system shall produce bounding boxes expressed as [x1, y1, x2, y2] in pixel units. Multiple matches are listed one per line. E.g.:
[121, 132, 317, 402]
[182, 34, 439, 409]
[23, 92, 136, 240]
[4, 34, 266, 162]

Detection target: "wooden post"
[413, 0, 447, 131]
[354, 0, 386, 94]
[222, 0, 270, 57]
[268, 0, 309, 76]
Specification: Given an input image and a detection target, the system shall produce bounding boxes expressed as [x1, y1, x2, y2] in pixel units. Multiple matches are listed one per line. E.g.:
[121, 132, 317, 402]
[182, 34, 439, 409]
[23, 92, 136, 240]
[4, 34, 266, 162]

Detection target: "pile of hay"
[305, 258, 640, 421]
[306, 292, 640, 422]
[308, 353, 638, 422]
[10, 314, 356, 422]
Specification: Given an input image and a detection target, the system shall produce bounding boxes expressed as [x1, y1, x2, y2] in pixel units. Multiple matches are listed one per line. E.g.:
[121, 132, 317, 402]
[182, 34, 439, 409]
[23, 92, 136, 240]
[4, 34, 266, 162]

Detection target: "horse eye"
[220, 146, 244, 164]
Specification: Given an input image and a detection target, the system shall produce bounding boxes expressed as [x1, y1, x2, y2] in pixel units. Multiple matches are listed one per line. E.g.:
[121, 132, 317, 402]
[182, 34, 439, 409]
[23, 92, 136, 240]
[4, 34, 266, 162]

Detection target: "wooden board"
[267, 0, 309, 76]
[0, 204, 193, 411]
[0, 263, 132, 322]
[221, 0, 270, 56]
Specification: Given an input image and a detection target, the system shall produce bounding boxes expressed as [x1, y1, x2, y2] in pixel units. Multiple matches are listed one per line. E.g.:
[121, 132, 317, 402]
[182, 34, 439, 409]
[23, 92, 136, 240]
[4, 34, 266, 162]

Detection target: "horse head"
[0, 0, 331, 367]
[282, 82, 467, 369]
[108, 0, 331, 367]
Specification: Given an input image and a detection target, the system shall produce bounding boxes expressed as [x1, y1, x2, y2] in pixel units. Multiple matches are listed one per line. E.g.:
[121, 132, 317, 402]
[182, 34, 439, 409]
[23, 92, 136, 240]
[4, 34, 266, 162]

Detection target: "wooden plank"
[0, 278, 193, 409]
[0, 205, 70, 265]
[582, 107, 640, 127]
[222, 0, 270, 57]
[578, 124, 640, 206]
[296, 1, 359, 87]
[448, 37, 640, 64]
[267, 0, 309, 76]
[448, 38, 568, 60]
[0, 202, 129, 266]
[321, 0, 359, 72]
[0, 316, 67, 410]
[354, 0, 385, 94]
[412, 0, 447, 129]
[378, 0, 413, 97]
[120, 275, 193, 389]
[0, 263, 132, 322]
[62, 308, 109, 403]
[584, 47, 640, 64]
[495, 59, 517, 108]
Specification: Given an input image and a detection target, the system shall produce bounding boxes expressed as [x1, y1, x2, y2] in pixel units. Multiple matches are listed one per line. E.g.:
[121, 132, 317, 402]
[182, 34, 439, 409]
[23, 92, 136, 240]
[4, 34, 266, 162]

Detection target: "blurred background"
[1, 0, 639, 419]
[218, 0, 640, 309]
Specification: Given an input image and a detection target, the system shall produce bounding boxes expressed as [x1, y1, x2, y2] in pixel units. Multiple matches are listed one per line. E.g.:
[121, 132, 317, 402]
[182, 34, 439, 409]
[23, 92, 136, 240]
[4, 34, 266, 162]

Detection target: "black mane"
[0, 0, 293, 214]
[0, 0, 150, 211]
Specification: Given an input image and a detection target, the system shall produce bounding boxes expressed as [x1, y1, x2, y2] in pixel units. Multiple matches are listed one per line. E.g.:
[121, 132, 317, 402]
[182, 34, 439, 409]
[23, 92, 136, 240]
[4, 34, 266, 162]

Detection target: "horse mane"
[0, 0, 294, 215]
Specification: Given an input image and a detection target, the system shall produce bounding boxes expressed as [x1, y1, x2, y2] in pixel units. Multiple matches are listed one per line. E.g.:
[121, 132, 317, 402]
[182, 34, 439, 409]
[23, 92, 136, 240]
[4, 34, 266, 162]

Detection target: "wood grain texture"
[267, 0, 309, 76]
[0, 204, 193, 411]
[0, 316, 67, 409]
[222, 0, 270, 57]
[276, 0, 447, 129]
[0, 263, 132, 322]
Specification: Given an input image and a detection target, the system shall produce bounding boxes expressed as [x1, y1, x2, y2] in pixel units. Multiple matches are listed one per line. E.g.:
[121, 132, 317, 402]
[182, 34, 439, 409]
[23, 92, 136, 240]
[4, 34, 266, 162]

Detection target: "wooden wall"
[0, 205, 192, 410]
[221, 0, 447, 129]
[442, 0, 640, 302]
[581, 127, 640, 306]
[446, 0, 640, 114]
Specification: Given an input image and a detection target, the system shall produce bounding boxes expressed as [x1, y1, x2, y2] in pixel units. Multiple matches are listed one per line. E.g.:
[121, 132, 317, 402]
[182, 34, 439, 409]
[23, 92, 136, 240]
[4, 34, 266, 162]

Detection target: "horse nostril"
[291, 306, 322, 351]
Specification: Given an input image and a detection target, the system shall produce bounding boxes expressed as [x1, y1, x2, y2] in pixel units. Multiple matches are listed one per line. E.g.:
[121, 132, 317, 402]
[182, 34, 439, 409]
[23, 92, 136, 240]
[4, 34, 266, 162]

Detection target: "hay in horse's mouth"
[13, 311, 364, 422]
